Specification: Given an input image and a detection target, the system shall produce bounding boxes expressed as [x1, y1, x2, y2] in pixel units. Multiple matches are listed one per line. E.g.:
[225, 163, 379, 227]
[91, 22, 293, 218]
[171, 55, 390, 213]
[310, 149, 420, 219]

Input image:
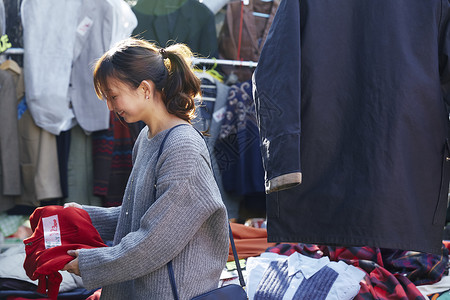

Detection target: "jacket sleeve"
[252, 0, 302, 193]
[441, 0, 450, 109]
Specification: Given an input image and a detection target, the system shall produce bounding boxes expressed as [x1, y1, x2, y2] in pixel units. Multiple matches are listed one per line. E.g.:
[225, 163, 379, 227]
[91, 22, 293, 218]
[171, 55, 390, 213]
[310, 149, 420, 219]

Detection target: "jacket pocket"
[433, 139, 450, 225]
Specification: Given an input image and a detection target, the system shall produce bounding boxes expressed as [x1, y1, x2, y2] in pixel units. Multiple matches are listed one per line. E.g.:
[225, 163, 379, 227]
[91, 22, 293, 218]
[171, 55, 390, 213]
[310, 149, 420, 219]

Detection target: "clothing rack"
[192, 57, 258, 68]
[2, 47, 24, 55]
[1, 49, 259, 68]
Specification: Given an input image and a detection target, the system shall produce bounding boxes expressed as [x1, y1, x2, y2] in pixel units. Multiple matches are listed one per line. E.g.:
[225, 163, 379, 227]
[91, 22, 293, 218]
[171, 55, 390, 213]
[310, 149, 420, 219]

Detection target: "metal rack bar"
[1, 48, 259, 68]
[192, 57, 258, 68]
[2, 47, 24, 55]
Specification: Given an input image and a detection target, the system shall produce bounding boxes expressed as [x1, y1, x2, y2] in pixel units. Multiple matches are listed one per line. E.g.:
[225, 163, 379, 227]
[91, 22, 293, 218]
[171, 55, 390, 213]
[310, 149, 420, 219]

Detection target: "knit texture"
[79, 125, 229, 299]
[294, 266, 338, 299]
[254, 260, 291, 299]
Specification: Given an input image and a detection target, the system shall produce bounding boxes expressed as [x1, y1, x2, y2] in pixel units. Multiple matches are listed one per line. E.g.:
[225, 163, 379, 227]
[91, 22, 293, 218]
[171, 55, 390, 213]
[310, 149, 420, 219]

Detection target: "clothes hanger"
[205, 59, 224, 83]
[253, 12, 270, 18]
[240, 0, 272, 18]
[0, 59, 21, 75]
[195, 69, 216, 86]
[195, 67, 216, 102]
[253, 0, 273, 18]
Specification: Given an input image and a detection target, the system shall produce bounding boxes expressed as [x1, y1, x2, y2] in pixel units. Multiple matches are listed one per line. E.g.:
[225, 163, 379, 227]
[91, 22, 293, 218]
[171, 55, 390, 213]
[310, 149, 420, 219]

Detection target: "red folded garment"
[23, 205, 107, 300]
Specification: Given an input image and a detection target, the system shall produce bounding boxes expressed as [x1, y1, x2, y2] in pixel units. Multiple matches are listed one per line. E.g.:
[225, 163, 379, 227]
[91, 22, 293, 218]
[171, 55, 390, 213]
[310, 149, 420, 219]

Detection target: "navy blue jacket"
[253, 0, 450, 254]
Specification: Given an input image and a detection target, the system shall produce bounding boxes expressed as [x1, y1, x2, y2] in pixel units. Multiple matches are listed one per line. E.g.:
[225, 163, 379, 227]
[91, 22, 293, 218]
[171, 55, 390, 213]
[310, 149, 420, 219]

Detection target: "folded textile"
[0, 244, 83, 292]
[23, 206, 106, 300]
[246, 252, 365, 300]
[266, 243, 448, 299]
[228, 223, 276, 261]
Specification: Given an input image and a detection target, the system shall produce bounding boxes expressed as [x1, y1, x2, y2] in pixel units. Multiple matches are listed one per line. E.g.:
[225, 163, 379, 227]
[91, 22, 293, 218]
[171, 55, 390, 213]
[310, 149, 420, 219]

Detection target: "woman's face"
[104, 77, 148, 123]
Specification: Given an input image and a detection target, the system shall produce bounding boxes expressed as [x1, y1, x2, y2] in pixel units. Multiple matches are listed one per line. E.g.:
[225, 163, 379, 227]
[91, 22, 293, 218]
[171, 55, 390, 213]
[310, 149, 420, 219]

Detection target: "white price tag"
[213, 106, 227, 123]
[77, 17, 94, 36]
[42, 215, 62, 249]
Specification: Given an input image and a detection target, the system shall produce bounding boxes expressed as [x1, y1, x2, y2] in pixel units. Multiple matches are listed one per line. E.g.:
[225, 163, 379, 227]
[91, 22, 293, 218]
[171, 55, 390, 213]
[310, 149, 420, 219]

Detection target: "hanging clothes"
[0, 69, 20, 213]
[67, 0, 116, 134]
[21, 0, 82, 135]
[0, 59, 24, 100]
[253, 0, 450, 254]
[192, 77, 243, 220]
[21, 0, 136, 135]
[0, 0, 5, 36]
[17, 103, 62, 207]
[131, 0, 218, 58]
[0, 60, 62, 209]
[215, 80, 265, 196]
[92, 112, 136, 207]
[69, 0, 137, 133]
[218, 0, 279, 82]
[107, 0, 138, 47]
[65, 125, 102, 206]
[214, 79, 266, 219]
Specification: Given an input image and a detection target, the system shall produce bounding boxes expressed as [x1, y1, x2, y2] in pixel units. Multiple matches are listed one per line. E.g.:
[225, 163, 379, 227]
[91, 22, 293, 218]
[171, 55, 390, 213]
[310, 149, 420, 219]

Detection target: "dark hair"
[93, 38, 201, 122]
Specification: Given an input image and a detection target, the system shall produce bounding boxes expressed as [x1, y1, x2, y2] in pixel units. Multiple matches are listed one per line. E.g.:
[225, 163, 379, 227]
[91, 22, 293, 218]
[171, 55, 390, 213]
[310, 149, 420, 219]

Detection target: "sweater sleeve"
[78, 132, 225, 289]
[82, 205, 121, 242]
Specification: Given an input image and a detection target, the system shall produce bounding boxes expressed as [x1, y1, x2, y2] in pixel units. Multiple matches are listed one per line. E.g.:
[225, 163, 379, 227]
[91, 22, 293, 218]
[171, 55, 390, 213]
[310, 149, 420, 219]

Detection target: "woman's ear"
[140, 80, 155, 100]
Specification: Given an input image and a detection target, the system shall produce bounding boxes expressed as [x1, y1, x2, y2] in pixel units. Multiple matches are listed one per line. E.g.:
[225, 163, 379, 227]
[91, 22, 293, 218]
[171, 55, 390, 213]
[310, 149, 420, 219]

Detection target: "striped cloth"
[254, 259, 338, 300]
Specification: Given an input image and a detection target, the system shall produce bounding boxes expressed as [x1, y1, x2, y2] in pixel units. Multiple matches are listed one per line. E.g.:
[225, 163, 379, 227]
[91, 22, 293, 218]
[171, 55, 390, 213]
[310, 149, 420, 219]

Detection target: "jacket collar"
[242, 0, 280, 54]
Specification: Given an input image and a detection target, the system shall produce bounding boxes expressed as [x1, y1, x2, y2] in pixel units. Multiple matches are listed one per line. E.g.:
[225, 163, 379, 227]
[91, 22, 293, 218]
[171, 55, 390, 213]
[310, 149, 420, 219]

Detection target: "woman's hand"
[63, 202, 82, 209]
[62, 250, 81, 276]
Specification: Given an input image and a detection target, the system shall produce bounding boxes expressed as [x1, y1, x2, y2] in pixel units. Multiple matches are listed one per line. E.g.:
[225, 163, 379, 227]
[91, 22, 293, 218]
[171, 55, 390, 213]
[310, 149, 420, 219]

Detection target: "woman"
[62, 38, 229, 299]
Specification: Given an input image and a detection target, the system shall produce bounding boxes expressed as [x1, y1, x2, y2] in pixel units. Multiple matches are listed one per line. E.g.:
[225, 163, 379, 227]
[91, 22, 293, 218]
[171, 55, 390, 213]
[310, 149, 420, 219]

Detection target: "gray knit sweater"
[78, 125, 229, 299]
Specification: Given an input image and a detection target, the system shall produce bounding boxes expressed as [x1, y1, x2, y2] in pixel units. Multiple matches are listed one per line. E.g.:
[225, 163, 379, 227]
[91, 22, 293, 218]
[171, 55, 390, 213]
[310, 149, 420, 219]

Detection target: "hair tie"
[159, 48, 168, 59]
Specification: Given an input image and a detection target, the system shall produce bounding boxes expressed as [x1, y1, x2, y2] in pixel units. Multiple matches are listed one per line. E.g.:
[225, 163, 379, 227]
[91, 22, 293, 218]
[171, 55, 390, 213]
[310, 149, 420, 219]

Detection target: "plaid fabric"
[265, 243, 324, 259]
[92, 112, 135, 207]
[266, 243, 449, 300]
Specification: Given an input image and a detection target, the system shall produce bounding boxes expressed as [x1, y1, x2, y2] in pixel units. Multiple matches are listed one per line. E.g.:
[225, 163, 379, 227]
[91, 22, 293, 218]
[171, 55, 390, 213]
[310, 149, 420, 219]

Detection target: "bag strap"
[229, 223, 246, 287]
[153, 124, 188, 300]
[167, 260, 179, 300]
[153, 124, 189, 200]
[153, 124, 245, 299]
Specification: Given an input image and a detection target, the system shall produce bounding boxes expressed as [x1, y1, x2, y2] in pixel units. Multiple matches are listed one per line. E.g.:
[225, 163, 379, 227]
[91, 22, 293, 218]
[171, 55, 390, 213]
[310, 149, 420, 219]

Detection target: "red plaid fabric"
[266, 243, 448, 300]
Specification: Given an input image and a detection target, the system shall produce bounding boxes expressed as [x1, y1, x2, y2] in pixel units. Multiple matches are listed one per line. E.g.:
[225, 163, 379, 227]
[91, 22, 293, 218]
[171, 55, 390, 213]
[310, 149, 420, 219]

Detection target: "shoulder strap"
[155, 124, 188, 300]
[153, 124, 189, 199]
[229, 223, 246, 287]
[157, 124, 189, 159]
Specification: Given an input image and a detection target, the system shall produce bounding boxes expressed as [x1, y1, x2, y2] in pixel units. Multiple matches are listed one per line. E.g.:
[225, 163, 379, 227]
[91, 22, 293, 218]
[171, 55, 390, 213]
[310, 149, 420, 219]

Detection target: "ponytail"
[160, 44, 201, 123]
